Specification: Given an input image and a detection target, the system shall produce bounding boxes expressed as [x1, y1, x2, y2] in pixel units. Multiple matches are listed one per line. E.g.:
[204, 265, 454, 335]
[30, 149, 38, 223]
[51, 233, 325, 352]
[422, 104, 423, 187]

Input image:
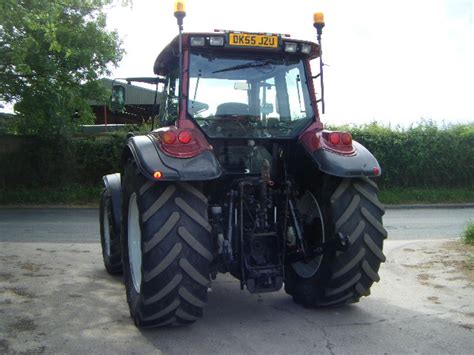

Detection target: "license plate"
[229, 33, 278, 48]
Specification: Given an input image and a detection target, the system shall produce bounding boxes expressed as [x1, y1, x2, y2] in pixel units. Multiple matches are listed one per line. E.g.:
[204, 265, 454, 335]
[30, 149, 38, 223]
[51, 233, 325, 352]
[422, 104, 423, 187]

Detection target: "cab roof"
[153, 32, 320, 76]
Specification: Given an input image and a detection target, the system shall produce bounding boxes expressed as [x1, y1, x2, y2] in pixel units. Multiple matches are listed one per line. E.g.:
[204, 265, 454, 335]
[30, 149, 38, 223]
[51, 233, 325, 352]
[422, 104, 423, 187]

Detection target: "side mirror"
[110, 84, 126, 112]
[261, 103, 274, 115]
[234, 82, 250, 91]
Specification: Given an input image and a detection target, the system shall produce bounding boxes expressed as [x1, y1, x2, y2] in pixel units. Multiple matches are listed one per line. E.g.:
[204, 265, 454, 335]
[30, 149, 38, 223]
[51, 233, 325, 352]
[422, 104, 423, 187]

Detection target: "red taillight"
[155, 128, 210, 158]
[162, 131, 177, 144]
[178, 130, 192, 144]
[342, 133, 352, 145]
[329, 132, 341, 145]
[153, 171, 163, 180]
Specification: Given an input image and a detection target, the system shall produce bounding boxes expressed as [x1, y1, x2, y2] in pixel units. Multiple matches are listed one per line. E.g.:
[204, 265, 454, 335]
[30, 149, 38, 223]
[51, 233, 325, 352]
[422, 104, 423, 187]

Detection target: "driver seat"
[215, 102, 249, 116]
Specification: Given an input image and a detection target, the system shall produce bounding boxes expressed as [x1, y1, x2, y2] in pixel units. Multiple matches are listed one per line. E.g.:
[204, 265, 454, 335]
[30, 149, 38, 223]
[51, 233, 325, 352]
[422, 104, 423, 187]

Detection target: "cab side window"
[160, 69, 180, 126]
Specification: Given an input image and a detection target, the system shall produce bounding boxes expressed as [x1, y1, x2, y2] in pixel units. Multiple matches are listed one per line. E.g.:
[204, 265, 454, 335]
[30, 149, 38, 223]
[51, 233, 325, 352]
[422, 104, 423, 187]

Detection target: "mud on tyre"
[121, 160, 213, 327]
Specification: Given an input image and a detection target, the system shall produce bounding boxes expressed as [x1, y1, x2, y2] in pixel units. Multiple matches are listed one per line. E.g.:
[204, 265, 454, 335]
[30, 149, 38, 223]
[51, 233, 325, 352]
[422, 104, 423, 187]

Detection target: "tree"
[0, 0, 125, 135]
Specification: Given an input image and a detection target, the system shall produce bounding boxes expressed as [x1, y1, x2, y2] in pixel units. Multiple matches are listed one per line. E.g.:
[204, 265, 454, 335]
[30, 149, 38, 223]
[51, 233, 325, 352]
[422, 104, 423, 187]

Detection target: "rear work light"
[190, 36, 205, 46]
[284, 42, 298, 53]
[301, 43, 312, 54]
[209, 36, 224, 46]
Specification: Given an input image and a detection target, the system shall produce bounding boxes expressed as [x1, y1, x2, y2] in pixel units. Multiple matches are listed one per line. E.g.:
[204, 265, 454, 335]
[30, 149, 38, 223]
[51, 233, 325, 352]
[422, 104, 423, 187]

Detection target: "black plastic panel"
[126, 135, 222, 181]
[311, 141, 381, 177]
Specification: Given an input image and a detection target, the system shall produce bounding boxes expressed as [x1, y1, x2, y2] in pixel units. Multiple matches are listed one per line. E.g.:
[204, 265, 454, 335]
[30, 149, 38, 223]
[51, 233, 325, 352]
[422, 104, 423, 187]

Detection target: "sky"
[3, 0, 473, 127]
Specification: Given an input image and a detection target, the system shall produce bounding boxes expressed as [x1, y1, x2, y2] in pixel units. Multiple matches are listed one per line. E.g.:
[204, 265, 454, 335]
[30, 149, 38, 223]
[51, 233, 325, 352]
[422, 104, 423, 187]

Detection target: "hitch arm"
[286, 232, 350, 263]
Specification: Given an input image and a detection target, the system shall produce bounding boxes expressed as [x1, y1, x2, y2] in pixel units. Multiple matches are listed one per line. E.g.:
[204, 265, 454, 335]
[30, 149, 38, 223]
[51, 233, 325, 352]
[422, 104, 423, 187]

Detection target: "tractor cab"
[153, 31, 321, 140]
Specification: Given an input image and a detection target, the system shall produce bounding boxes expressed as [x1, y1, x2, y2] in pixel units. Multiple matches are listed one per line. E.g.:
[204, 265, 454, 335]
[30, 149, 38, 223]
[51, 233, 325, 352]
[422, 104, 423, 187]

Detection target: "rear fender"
[123, 134, 222, 181]
[102, 173, 121, 234]
[311, 141, 381, 177]
[300, 129, 381, 178]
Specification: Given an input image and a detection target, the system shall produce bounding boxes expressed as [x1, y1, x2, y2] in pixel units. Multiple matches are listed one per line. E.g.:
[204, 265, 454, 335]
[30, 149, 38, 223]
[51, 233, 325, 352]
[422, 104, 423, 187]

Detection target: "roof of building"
[90, 78, 163, 106]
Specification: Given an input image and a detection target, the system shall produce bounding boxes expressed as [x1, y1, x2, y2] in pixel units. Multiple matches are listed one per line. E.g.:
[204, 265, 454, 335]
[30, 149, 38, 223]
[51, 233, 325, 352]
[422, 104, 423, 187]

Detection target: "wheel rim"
[128, 192, 142, 293]
[103, 201, 111, 257]
[291, 190, 325, 278]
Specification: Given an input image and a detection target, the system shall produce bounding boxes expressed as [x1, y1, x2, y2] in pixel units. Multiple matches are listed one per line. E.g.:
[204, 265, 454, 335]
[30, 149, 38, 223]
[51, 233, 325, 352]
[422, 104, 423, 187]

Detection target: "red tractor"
[100, 3, 386, 328]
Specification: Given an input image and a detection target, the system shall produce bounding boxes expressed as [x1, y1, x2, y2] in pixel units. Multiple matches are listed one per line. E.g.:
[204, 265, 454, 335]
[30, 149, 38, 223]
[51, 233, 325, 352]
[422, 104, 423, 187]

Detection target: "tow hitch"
[286, 232, 350, 263]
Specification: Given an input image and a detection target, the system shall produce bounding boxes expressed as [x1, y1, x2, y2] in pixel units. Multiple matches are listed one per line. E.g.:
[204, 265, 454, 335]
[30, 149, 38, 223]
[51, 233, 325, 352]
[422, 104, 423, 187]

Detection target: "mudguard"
[311, 141, 381, 178]
[102, 173, 121, 234]
[124, 135, 222, 181]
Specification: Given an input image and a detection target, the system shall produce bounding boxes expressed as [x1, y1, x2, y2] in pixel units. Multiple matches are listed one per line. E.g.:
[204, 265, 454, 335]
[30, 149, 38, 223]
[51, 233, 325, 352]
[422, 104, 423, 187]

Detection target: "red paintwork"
[297, 57, 355, 156]
[177, 45, 191, 127]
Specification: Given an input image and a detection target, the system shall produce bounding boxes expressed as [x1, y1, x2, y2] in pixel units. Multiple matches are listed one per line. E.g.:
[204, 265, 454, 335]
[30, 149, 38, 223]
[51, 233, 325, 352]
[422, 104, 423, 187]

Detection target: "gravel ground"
[0, 240, 473, 354]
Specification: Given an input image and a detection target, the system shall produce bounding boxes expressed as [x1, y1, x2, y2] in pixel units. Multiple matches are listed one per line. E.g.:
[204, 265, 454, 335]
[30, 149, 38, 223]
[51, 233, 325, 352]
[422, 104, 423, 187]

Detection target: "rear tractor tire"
[121, 161, 213, 327]
[285, 177, 387, 307]
[100, 189, 123, 275]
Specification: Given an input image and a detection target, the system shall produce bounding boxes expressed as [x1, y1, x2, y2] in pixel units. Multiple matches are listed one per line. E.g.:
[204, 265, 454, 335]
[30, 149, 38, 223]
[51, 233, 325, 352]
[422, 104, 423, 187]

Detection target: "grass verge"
[379, 187, 474, 205]
[0, 185, 473, 207]
[462, 221, 474, 245]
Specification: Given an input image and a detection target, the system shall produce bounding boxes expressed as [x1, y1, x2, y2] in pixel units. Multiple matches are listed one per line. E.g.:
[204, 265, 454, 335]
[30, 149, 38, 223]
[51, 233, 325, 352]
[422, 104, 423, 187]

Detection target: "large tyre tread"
[286, 177, 386, 308]
[322, 177, 386, 305]
[100, 190, 123, 275]
[122, 164, 212, 328]
[141, 182, 210, 326]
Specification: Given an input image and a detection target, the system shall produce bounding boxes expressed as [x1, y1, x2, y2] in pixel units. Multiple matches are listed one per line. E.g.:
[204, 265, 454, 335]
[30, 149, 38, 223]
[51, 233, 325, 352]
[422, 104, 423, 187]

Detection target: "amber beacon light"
[313, 11, 326, 113]
[174, 0, 186, 16]
[313, 12, 325, 34]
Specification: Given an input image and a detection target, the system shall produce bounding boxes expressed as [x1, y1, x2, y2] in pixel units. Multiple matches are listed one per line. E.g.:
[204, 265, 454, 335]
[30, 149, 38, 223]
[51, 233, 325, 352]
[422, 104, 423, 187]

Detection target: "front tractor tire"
[285, 177, 387, 307]
[121, 161, 213, 328]
[100, 189, 123, 274]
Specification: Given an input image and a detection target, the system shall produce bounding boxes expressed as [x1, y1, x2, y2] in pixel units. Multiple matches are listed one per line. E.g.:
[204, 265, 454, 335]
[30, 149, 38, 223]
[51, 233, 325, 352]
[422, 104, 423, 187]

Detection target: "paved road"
[0, 207, 473, 243]
[1, 207, 473, 354]
[384, 207, 474, 240]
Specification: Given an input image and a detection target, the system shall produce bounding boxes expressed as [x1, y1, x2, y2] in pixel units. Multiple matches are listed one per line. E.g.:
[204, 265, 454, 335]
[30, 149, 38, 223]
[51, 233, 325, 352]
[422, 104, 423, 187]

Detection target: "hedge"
[0, 133, 126, 188]
[0, 122, 473, 188]
[347, 122, 474, 187]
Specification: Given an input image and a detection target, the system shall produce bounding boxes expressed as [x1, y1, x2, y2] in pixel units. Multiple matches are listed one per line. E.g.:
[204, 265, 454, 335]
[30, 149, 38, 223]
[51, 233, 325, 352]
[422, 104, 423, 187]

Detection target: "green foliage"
[0, 113, 17, 134]
[0, 184, 101, 205]
[0, 122, 473, 196]
[330, 121, 474, 188]
[0, 133, 127, 188]
[72, 134, 126, 185]
[462, 221, 474, 245]
[0, 0, 125, 135]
